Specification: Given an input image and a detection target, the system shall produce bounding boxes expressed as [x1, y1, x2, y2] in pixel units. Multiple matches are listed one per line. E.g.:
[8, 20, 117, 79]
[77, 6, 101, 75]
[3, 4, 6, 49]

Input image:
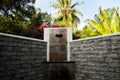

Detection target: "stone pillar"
[44, 28, 72, 62]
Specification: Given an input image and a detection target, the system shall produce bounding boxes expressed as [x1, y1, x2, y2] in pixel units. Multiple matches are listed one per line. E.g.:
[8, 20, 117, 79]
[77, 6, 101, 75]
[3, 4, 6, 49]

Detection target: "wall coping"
[71, 32, 120, 42]
[42, 61, 75, 63]
[0, 32, 47, 42]
[44, 27, 72, 29]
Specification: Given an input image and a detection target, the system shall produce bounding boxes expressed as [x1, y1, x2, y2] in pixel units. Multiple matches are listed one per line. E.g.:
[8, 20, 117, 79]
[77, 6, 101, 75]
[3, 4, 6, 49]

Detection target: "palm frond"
[72, 15, 80, 24]
[71, 1, 84, 8]
[50, 0, 83, 28]
[50, 2, 60, 9]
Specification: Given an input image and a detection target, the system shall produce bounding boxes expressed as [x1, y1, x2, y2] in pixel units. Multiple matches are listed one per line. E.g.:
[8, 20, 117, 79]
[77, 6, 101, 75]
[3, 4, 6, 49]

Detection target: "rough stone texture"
[42, 62, 76, 80]
[0, 33, 47, 80]
[70, 33, 120, 80]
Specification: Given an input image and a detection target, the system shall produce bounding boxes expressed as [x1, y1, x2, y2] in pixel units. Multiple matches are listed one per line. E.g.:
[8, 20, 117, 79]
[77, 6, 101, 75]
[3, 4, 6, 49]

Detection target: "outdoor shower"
[44, 28, 72, 62]
[43, 28, 75, 80]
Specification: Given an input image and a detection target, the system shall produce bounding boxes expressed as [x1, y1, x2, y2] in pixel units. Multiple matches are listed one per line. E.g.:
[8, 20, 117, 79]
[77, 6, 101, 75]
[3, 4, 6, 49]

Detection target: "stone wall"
[70, 33, 120, 80]
[0, 33, 47, 80]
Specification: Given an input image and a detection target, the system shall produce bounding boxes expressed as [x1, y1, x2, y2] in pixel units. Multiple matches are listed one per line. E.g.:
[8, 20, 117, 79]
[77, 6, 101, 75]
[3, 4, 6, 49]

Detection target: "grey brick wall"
[0, 33, 47, 80]
[70, 33, 120, 80]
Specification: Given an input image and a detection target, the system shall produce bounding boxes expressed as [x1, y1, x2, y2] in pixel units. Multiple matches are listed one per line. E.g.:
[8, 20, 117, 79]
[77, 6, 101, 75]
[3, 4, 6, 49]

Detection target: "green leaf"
[88, 19, 105, 35]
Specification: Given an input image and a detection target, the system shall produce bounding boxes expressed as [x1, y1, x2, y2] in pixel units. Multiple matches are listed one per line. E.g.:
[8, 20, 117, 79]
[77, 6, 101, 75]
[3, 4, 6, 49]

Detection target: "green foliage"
[0, 0, 52, 39]
[0, 0, 37, 37]
[73, 30, 82, 39]
[0, 0, 36, 22]
[29, 10, 52, 39]
[0, 16, 29, 36]
[74, 7, 120, 39]
[31, 10, 52, 27]
[50, 0, 83, 28]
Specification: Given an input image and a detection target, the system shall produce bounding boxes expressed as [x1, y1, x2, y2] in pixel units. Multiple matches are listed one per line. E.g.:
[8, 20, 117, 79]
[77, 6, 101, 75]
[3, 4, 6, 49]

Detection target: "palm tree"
[50, 0, 83, 28]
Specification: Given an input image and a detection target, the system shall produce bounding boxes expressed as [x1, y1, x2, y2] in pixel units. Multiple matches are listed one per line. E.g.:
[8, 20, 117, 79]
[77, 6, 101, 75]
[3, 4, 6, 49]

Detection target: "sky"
[34, 0, 120, 30]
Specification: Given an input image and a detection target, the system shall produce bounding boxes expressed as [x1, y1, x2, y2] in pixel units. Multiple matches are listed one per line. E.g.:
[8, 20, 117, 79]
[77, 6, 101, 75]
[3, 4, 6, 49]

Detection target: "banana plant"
[79, 7, 120, 38]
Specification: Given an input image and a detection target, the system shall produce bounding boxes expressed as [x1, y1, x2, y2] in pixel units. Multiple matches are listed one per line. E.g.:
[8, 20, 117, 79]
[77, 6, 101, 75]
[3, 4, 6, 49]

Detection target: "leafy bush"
[0, 16, 29, 36]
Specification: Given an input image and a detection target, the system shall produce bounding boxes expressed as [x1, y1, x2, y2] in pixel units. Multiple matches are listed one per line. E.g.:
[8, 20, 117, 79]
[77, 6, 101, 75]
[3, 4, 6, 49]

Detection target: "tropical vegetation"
[29, 10, 52, 39]
[50, 0, 83, 28]
[0, 0, 120, 40]
[0, 0, 36, 36]
[0, 0, 52, 39]
[73, 7, 120, 39]
[0, 0, 36, 22]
